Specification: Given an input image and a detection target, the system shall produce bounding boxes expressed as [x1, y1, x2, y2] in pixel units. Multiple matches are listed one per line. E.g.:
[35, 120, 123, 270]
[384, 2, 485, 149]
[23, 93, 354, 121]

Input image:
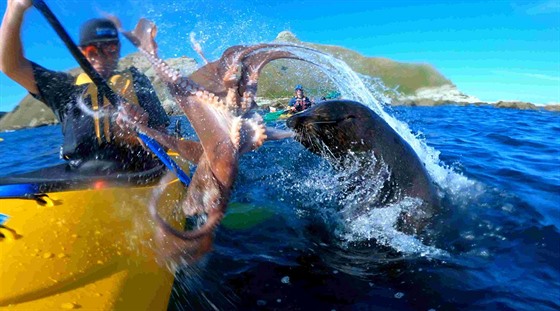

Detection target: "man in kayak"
[288, 84, 313, 113]
[0, 0, 169, 172]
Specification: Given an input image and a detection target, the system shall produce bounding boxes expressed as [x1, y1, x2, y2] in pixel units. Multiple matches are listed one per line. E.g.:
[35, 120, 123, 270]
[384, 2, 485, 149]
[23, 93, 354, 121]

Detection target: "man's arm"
[288, 97, 296, 107]
[0, 0, 38, 94]
[288, 97, 297, 112]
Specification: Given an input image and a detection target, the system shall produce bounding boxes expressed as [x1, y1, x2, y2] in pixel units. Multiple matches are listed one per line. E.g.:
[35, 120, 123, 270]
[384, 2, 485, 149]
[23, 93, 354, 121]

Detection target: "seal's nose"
[286, 114, 305, 129]
[286, 115, 297, 129]
[287, 107, 315, 129]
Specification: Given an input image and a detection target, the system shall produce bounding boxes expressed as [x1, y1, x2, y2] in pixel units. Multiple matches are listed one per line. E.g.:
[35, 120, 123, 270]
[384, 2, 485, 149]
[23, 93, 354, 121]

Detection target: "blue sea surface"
[0, 105, 558, 310]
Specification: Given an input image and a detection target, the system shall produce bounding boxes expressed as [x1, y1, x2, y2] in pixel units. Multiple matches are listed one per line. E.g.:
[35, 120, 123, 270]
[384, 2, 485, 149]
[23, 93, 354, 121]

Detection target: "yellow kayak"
[0, 159, 189, 310]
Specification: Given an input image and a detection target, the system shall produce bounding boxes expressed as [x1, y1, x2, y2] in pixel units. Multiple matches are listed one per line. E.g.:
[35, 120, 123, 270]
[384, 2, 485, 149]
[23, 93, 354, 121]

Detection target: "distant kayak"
[264, 109, 289, 122]
[264, 109, 294, 122]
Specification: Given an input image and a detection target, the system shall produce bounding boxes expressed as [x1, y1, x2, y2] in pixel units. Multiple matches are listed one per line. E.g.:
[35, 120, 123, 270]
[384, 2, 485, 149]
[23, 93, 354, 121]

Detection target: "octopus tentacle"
[189, 32, 209, 65]
[115, 17, 323, 262]
[149, 176, 224, 241]
[147, 172, 215, 262]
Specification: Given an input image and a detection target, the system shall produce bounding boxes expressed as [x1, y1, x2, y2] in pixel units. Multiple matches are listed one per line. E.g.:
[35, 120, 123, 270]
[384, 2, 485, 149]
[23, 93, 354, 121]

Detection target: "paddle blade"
[264, 109, 288, 122]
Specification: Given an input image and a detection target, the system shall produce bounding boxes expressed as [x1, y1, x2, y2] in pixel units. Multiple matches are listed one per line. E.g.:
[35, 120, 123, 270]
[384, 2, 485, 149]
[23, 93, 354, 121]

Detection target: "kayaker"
[0, 0, 169, 172]
[288, 84, 313, 113]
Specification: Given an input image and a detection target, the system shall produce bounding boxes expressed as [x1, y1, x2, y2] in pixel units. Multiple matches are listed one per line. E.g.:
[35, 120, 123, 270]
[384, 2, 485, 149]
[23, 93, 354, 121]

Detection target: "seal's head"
[286, 100, 378, 158]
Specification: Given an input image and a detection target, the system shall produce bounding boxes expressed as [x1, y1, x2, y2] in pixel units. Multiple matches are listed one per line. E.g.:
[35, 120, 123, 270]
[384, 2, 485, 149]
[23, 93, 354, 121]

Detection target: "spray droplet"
[281, 276, 290, 284]
[394, 292, 404, 299]
[43, 252, 54, 259]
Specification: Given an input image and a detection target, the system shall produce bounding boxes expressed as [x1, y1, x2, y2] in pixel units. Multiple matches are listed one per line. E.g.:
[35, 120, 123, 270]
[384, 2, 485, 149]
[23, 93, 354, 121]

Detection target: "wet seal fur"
[286, 100, 439, 234]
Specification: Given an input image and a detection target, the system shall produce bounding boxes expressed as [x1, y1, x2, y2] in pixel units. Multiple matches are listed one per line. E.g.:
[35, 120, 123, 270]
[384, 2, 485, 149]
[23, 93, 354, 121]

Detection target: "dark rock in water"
[543, 104, 560, 112]
[493, 101, 537, 110]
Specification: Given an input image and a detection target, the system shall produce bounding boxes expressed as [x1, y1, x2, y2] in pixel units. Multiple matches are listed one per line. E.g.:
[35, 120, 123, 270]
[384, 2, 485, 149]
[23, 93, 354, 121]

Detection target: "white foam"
[281, 44, 475, 195]
[340, 197, 447, 257]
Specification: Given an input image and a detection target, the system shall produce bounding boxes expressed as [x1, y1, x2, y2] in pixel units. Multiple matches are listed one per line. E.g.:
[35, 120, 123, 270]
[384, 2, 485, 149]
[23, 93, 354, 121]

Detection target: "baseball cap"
[79, 18, 119, 46]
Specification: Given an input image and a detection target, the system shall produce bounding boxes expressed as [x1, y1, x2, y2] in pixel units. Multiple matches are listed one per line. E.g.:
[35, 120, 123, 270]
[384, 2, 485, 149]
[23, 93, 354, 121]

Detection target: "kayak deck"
[0, 160, 189, 310]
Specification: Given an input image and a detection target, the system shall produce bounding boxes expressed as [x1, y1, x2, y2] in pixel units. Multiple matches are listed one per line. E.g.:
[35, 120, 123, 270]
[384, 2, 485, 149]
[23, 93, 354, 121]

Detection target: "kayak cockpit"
[0, 160, 168, 198]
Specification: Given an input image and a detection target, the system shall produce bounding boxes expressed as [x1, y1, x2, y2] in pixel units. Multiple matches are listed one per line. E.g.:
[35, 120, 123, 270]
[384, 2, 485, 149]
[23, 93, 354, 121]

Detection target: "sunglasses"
[81, 42, 120, 59]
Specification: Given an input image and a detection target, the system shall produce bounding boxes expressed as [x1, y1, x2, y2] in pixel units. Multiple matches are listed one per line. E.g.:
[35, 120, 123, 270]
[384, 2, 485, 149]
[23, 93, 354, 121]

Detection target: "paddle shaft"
[31, 0, 190, 186]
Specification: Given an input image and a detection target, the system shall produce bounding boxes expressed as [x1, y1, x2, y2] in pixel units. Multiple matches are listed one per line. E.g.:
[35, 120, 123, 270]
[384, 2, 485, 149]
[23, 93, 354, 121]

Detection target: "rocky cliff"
[257, 31, 453, 101]
[1, 31, 557, 132]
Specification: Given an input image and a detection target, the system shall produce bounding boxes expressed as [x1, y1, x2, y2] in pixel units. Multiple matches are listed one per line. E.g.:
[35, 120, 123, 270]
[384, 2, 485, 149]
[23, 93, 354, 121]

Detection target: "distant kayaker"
[288, 84, 313, 113]
[0, 0, 169, 172]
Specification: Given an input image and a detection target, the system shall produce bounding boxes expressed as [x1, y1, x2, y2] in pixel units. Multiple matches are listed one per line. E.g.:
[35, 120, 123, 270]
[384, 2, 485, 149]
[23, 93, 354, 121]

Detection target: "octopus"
[109, 17, 322, 262]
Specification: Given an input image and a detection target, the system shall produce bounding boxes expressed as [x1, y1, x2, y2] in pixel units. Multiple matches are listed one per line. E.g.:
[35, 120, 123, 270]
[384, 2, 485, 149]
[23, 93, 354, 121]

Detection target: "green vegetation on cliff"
[256, 31, 452, 99]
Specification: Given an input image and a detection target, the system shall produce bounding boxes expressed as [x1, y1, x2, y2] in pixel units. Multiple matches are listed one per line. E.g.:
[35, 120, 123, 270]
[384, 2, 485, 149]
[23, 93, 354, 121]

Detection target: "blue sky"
[0, 0, 559, 111]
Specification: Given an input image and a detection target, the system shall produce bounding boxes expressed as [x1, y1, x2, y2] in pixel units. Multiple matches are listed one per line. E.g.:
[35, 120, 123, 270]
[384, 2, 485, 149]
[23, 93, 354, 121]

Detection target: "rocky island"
[1, 31, 557, 132]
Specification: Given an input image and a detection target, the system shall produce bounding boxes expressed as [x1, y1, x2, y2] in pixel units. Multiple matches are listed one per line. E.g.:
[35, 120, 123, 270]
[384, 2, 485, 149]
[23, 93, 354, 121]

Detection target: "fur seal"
[286, 100, 439, 234]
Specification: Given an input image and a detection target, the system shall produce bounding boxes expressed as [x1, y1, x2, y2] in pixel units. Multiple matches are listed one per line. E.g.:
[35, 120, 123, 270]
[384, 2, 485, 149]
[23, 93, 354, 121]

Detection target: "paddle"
[264, 109, 289, 122]
[31, 0, 191, 186]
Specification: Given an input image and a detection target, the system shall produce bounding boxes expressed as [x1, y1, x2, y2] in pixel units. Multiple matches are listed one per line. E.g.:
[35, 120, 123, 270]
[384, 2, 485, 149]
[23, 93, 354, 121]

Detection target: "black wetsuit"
[30, 63, 169, 171]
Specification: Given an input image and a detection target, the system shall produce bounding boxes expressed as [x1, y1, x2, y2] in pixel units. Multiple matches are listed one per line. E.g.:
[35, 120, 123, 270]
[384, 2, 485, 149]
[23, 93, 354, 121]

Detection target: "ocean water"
[0, 104, 558, 311]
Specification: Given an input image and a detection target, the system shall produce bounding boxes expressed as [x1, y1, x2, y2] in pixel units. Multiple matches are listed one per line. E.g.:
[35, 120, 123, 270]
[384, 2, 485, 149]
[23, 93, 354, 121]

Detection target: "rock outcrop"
[393, 84, 482, 106]
[543, 104, 560, 112]
[2, 31, 558, 132]
[257, 31, 451, 99]
[493, 101, 538, 110]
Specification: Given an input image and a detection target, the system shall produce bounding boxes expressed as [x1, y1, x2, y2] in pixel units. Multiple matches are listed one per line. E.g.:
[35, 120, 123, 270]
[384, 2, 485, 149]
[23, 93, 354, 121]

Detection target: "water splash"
[276, 44, 475, 196]
[340, 197, 447, 257]
[259, 44, 461, 256]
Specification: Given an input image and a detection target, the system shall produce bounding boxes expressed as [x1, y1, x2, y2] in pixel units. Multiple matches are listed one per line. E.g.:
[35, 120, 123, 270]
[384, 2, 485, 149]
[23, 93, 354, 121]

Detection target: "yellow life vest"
[75, 70, 140, 145]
